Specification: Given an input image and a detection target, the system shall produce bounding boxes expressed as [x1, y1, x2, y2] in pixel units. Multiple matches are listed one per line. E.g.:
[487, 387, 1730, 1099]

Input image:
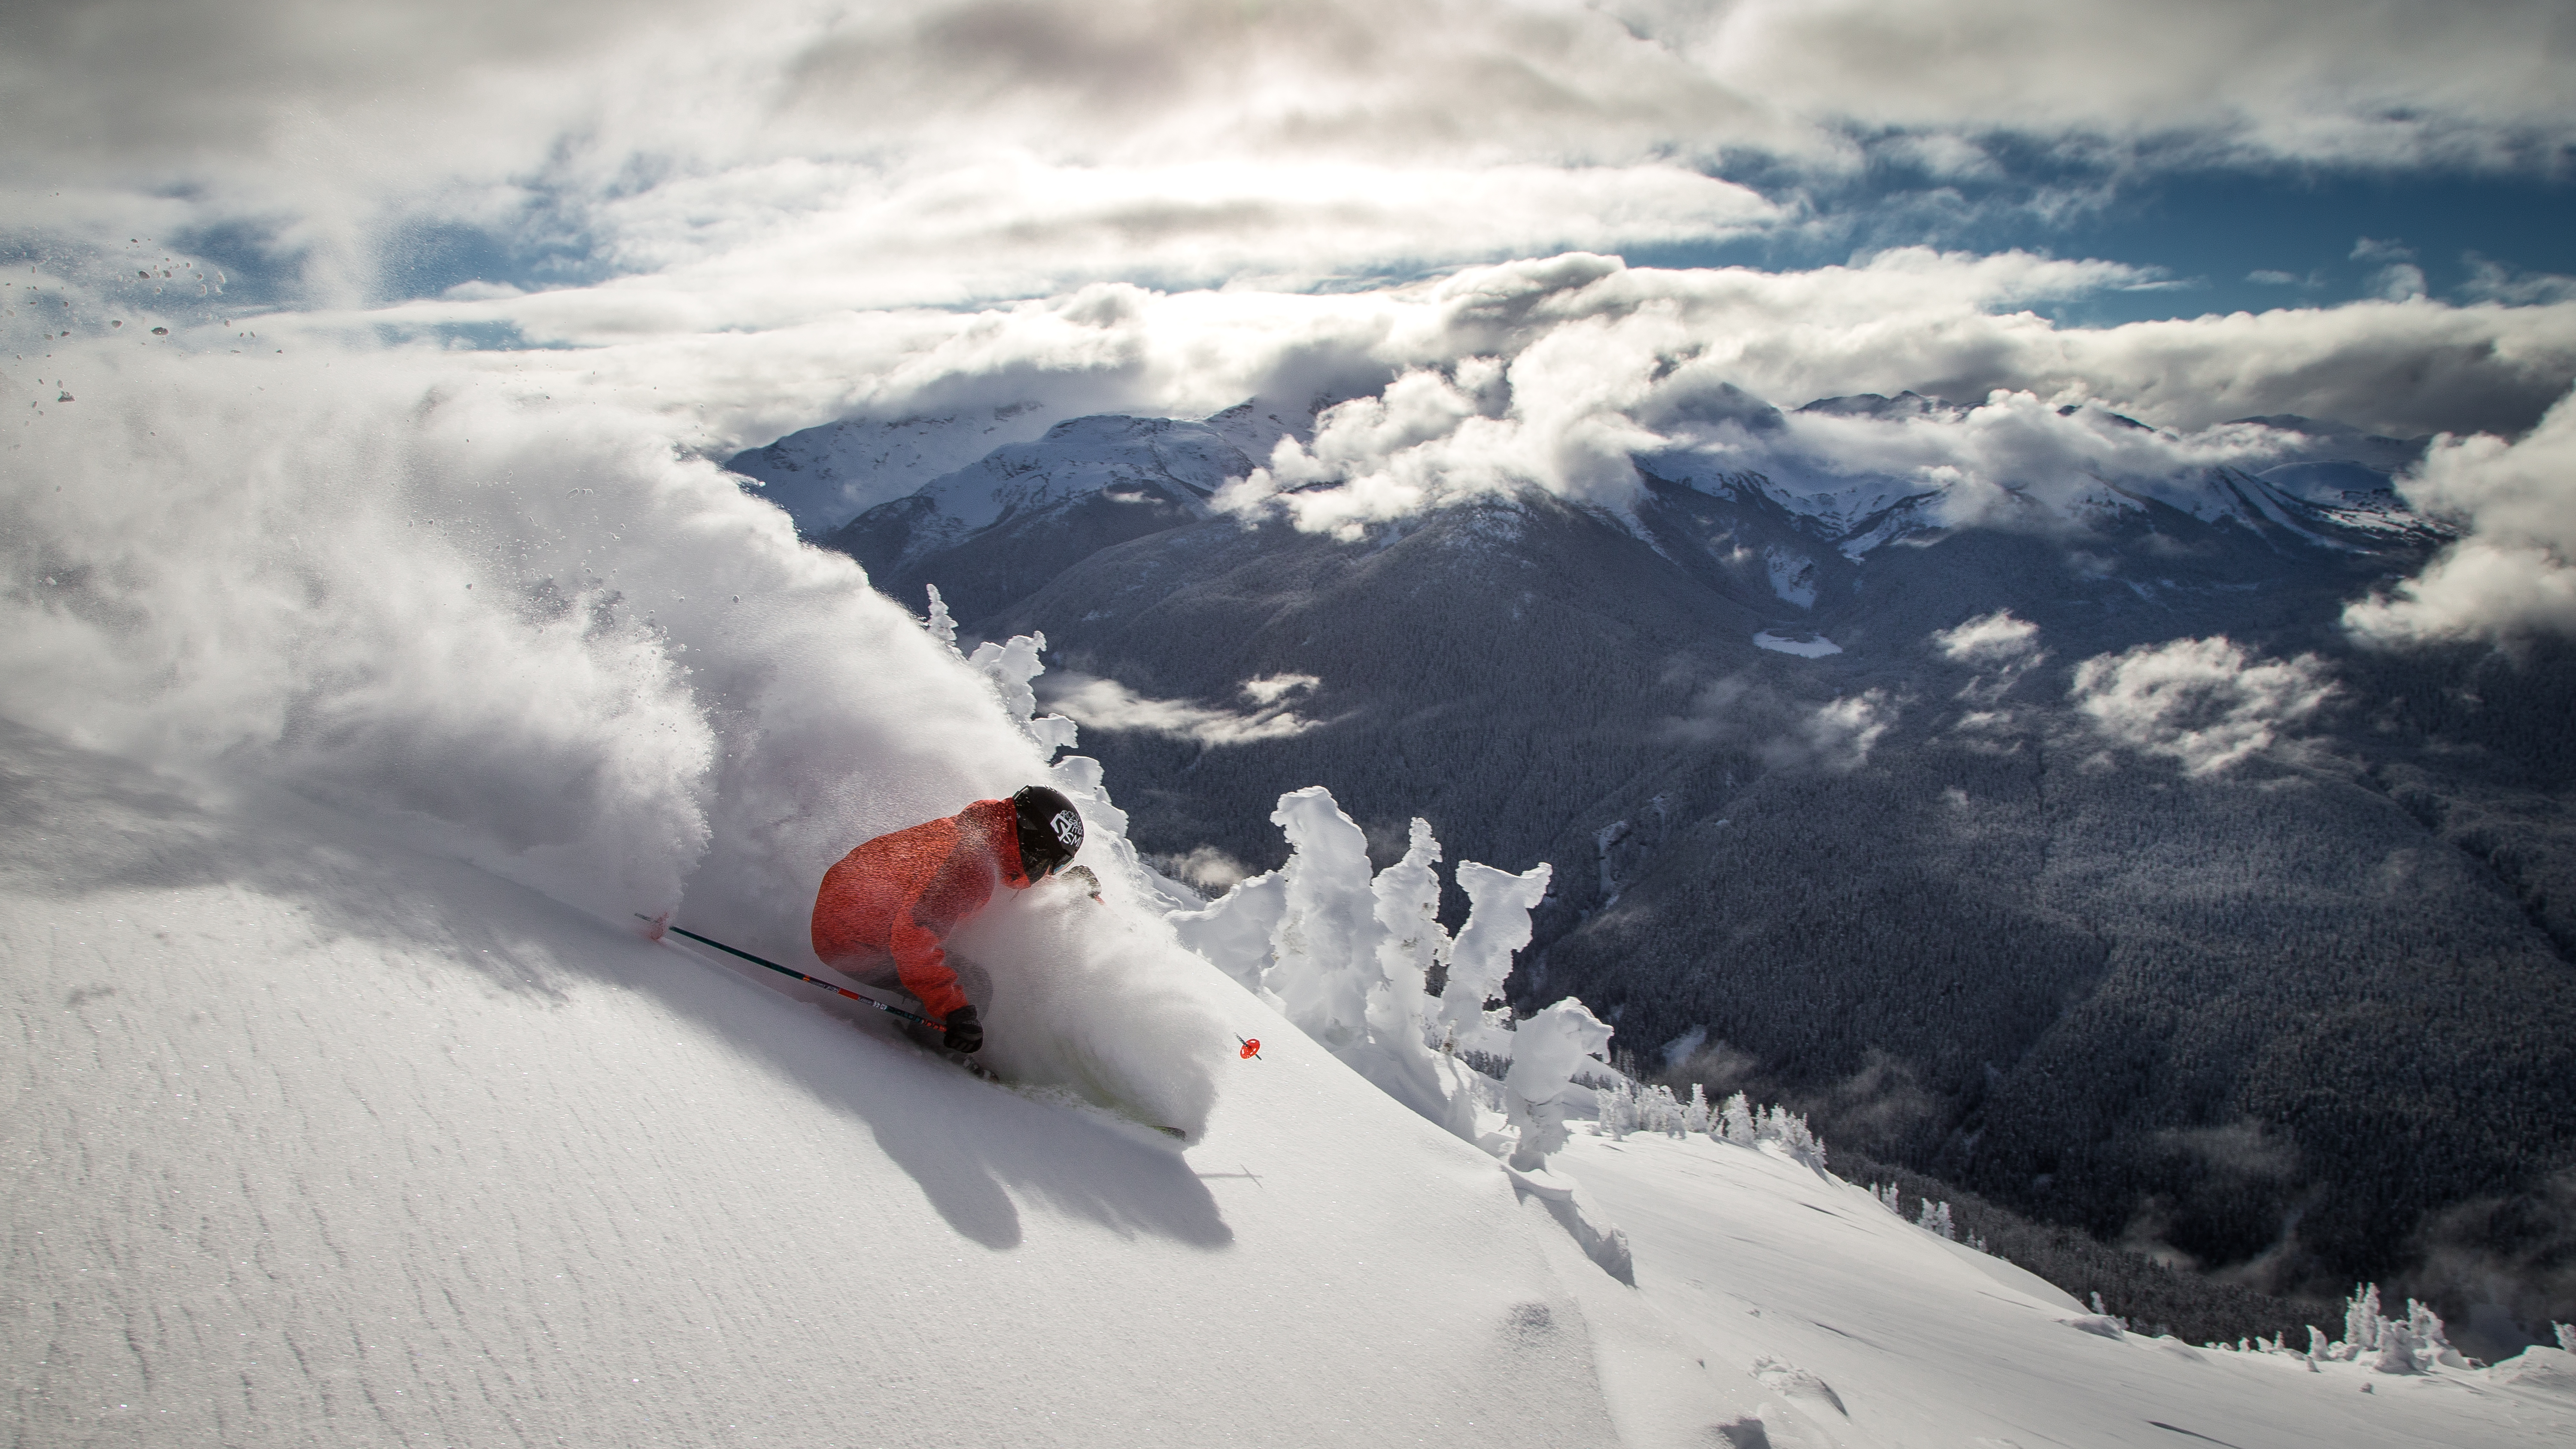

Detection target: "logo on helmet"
[1049, 809, 1084, 853]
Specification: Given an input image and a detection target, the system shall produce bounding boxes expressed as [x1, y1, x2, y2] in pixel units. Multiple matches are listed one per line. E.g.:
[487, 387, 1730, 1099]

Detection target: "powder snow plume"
[0, 341, 1223, 1125]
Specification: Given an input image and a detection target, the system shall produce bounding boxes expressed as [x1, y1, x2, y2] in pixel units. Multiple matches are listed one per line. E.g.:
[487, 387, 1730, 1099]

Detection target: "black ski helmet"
[1012, 784, 1084, 879]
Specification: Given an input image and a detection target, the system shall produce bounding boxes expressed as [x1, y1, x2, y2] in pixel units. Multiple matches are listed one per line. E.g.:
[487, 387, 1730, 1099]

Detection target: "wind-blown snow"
[0, 343, 1218, 1144]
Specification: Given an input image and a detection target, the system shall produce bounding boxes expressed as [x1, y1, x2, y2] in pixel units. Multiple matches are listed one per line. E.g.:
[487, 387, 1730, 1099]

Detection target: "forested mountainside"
[738, 395, 2576, 1343]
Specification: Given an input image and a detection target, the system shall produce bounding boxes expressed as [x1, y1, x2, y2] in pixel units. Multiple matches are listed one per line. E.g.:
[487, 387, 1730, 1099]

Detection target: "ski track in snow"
[5, 720, 2571, 1447]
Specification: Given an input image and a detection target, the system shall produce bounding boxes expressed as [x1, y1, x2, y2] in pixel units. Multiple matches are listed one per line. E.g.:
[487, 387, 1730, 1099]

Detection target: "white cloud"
[2460, 257, 2576, 307]
[2069, 637, 2336, 775]
[6, 0, 2570, 319]
[1154, 254, 2570, 537]
[1804, 691, 1894, 772]
[1660, 0, 2576, 170]
[9, 0, 2570, 496]
[1659, 674, 1893, 772]
[1042, 672, 1321, 747]
[1239, 674, 1321, 707]
[21, 245, 2570, 555]
[1930, 610, 2041, 665]
[1930, 611, 2046, 708]
[2345, 392, 2576, 644]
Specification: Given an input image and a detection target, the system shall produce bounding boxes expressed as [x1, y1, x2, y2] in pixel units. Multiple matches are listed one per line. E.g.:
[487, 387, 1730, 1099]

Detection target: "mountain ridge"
[731, 388, 2576, 1341]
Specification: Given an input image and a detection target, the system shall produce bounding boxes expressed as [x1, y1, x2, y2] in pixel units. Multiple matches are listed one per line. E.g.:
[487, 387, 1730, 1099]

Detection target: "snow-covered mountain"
[1636, 396, 2444, 561]
[755, 388, 2576, 1351]
[829, 414, 1254, 622]
[725, 395, 1333, 541]
[723, 402, 1062, 535]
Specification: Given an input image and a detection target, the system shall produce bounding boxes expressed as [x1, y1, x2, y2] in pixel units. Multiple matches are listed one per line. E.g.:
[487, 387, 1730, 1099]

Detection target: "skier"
[809, 785, 1086, 1056]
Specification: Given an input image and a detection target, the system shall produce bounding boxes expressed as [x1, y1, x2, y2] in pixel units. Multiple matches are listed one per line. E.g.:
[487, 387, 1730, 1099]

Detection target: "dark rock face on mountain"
[749, 397, 2576, 1341]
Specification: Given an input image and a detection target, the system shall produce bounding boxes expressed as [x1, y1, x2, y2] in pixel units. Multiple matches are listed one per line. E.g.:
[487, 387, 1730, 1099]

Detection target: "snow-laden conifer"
[1682, 1082, 1712, 1135]
[1165, 786, 1544, 1141]
[1718, 1091, 1758, 1145]
[1504, 998, 1615, 1171]
[920, 583, 958, 653]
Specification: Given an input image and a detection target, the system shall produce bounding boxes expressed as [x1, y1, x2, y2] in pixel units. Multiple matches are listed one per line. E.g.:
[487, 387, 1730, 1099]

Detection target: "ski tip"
[1154, 1124, 1188, 1140]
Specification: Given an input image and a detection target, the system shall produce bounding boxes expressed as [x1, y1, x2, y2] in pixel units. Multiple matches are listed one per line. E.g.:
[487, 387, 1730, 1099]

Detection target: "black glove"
[942, 1005, 983, 1054]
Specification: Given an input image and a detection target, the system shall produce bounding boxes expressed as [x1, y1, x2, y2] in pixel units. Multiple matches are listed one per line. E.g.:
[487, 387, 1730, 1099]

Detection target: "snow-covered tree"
[2343, 1282, 2385, 1357]
[1166, 786, 1547, 1142]
[950, 629, 1198, 915]
[919, 583, 958, 653]
[1264, 786, 1382, 1051]
[967, 631, 1078, 759]
[1717, 1091, 1757, 1145]
[2325, 1283, 2462, 1372]
[1441, 857, 1553, 1051]
[1505, 998, 1615, 1171]
[1759, 1104, 1828, 1167]
[1368, 818, 1448, 1053]
[1595, 1078, 1638, 1140]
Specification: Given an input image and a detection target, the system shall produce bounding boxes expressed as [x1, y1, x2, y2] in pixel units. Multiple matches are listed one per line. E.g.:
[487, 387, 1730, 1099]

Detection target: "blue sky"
[305, 149, 2576, 330]
[1654, 157, 2576, 327]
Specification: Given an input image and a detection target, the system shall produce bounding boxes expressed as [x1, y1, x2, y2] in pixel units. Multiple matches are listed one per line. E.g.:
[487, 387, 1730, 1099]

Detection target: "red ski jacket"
[809, 798, 1032, 1021]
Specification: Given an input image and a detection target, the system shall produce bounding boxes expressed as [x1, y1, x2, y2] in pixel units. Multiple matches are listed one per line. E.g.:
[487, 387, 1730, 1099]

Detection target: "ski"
[913, 1038, 1187, 1139]
[641, 915, 1188, 1140]
[920, 1041, 1003, 1084]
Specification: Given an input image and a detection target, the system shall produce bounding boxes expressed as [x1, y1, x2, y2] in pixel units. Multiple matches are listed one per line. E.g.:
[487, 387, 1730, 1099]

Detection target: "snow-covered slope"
[15, 722, 2564, 1448]
[1555, 1130, 2576, 1448]
[1, 720, 1626, 1447]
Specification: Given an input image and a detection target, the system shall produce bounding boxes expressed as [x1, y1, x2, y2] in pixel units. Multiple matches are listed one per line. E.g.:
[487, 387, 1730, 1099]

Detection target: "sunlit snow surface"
[0, 723, 1613, 1447]
[6, 724, 2570, 1447]
[1552, 1130, 2576, 1449]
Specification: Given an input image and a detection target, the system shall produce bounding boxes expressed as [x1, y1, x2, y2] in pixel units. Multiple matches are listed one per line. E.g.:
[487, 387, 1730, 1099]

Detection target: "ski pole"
[636, 914, 948, 1029]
